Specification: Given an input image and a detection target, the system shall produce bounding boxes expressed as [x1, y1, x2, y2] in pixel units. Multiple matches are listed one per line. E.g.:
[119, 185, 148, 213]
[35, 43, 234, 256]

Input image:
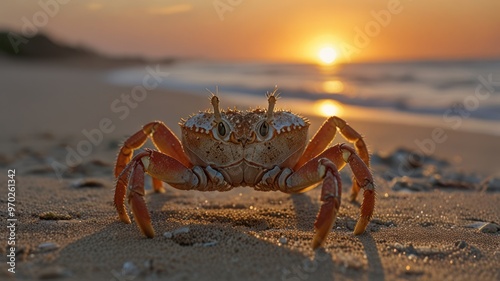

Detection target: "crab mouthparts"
[229, 131, 257, 146]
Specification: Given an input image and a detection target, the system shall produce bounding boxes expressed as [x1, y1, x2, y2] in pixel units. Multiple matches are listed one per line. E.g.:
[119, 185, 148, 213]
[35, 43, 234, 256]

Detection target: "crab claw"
[312, 160, 342, 249]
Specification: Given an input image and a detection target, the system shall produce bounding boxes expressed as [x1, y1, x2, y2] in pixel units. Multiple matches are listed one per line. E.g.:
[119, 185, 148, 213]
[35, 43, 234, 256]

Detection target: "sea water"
[106, 60, 500, 136]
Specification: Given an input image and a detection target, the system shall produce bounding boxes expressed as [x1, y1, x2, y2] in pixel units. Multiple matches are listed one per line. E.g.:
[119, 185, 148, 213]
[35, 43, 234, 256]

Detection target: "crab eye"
[259, 121, 269, 137]
[217, 122, 227, 137]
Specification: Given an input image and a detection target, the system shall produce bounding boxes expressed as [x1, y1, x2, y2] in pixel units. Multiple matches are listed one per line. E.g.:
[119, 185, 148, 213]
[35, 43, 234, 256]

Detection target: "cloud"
[148, 4, 192, 16]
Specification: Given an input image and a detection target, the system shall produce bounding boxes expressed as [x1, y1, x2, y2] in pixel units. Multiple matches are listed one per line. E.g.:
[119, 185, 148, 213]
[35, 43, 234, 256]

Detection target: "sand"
[0, 57, 499, 281]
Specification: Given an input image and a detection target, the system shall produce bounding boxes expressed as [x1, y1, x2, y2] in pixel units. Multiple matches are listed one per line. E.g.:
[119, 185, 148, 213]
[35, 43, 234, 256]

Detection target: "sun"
[318, 47, 338, 65]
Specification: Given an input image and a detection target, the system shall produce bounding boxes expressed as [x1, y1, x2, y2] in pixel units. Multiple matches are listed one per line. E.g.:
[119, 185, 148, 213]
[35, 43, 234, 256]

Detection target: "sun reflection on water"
[322, 80, 344, 93]
[315, 99, 344, 117]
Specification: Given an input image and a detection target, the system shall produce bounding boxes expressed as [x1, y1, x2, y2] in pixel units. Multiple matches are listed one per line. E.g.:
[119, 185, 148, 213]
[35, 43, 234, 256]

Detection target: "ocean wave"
[106, 60, 500, 124]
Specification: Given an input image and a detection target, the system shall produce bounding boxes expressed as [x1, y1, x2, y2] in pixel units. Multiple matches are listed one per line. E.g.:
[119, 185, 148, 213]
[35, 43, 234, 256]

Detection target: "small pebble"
[393, 242, 404, 251]
[173, 227, 190, 235]
[122, 261, 140, 277]
[279, 236, 288, 245]
[39, 212, 72, 220]
[466, 221, 500, 233]
[38, 242, 59, 252]
[455, 240, 468, 249]
[346, 221, 356, 231]
[164, 226, 190, 239]
[478, 222, 500, 233]
[202, 241, 218, 247]
[465, 221, 487, 229]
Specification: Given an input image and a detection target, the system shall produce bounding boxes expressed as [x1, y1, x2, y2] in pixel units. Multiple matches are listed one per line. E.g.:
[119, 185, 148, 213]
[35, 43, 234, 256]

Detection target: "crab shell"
[180, 103, 309, 187]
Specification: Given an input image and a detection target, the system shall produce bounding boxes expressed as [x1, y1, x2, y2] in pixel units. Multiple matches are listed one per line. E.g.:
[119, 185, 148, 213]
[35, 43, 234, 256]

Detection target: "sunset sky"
[1, 0, 499, 63]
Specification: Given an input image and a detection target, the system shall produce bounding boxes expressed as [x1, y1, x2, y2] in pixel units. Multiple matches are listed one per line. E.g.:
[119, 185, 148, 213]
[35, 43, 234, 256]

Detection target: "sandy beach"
[0, 57, 499, 281]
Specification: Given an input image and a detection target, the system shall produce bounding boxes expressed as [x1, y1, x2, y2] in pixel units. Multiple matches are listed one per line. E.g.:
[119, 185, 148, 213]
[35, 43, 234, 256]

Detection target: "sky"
[1, 0, 499, 63]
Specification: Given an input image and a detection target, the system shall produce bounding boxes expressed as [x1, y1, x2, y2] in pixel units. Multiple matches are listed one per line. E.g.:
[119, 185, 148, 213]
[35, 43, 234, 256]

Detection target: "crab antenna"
[266, 86, 279, 122]
[210, 89, 222, 122]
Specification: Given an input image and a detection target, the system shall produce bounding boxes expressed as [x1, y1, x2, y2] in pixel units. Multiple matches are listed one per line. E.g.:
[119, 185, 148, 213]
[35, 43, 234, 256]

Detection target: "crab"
[114, 89, 374, 249]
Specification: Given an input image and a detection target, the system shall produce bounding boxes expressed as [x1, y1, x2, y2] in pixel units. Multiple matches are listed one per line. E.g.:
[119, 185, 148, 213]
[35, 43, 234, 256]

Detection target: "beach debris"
[478, 222, 500, 233]
[389, 176, 431, 192]
[121, 261, 140, 278]
[480, 176, 500, 192]
[278, 236, 288, 245]
[389, 243, 446, 258]
[163, 232, 173, 239]
[431, 177, 477, 190]
[38, 242, 60, 252]
[455, 240, 467, 249]
[389, 172, 480, 192]
[465, 221, 500, 233]
[374, 147, 448, 173]
[70, 178, 106, 188]
[346, 220, 356, 231]
[39, 211, 72, 220]
[375, 147, 490, 192]
[198, 240, 218, 247]
[163, 226, 190, 239]
[389, 241, 482, 263]
[109, 261, 141, 281]
[173, 226, 190, 235]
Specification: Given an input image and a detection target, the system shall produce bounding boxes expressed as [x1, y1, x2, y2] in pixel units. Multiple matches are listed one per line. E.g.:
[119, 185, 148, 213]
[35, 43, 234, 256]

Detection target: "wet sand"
[0, 57, 499, 280]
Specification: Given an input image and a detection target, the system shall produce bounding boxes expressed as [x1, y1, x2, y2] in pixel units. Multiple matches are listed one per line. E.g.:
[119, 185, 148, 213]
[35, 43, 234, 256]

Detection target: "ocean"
[106, 60, 500, 136]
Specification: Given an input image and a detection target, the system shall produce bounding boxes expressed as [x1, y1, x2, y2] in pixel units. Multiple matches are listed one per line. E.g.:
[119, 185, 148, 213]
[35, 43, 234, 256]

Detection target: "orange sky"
[1, 0, 499, 63]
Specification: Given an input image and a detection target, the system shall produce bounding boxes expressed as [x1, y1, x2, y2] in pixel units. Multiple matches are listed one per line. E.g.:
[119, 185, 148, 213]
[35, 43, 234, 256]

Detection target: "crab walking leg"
[115, 154, 155, 238]
[115, 121, 191, 177]
[146, 121, 192, 167]
[115, 130, 148, 178]
[115, 121, 192, 192]
[312, 159, 342, 249]
[115, 158, 135, 224]
[115, 151, 158, 225]
[294, 116, 370, 201]
[114, 150, 200, 238]
[285, 144, 375, 245]
[319, 144, 375, 235]
[127, 161, 155, 238]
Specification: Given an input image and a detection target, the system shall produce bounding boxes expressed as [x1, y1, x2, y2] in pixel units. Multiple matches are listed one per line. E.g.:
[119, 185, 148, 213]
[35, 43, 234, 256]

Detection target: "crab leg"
[312, 159, 342, 249]
[114, 149, 225, 238]
[294, 116, 369, 201]
[115, 121, 192, 192]
[313, 144, 375, 235]
[284, 144, 374, 248]
[128, 160, 155, 237]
